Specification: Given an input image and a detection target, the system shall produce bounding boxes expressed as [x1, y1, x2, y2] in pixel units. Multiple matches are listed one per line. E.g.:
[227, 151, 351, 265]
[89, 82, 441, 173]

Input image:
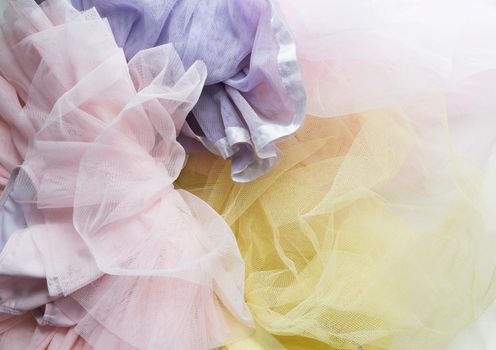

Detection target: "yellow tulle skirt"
[176, 106, 496, 350]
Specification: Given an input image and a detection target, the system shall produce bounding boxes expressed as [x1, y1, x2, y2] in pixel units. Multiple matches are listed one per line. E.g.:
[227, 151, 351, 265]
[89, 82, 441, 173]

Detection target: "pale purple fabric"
[70, 0, 306, 182]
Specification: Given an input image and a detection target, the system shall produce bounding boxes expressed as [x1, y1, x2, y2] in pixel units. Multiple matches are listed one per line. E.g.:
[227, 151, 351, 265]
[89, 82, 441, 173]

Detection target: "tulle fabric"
[439, 300, 496, 350]
[0, 78, 22, 191]
[0, 0, 252, 348]
[2, 0, 496, 349]
[275, 0, 496, 119]
[169, 3, 496, 347]
[63, 0, 306, 182]
[0, 120, 16, 190]
[178, 105, 496, 349]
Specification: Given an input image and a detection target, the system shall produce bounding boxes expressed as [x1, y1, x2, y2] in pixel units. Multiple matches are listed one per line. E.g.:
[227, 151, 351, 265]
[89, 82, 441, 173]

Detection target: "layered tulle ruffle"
[3, 0, 496, 349]
[63, 0, 306, 182]
[0, 1, 252, 348]
[178, 106, 496, 349]
[177, 1, 496, 345]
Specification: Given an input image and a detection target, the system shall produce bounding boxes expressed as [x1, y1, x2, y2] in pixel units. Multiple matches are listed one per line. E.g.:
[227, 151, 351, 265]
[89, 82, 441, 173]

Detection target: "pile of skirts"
[1, 0, 496, 349]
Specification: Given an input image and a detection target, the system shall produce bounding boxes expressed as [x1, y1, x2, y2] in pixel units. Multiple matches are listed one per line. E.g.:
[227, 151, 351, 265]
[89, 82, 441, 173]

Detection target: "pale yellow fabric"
[177, 108, 496, 350]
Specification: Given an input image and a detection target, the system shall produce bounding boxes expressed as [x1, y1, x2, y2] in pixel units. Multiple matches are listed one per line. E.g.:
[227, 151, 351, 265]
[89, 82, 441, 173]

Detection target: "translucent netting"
[0, 0, 252, 348]
[0, 106, 20, 191]
[0, 0, 118, 160]
[438, 300, 496, 350]
[55, 0, 307, 182]
[275, 0, 496, 119]
[178, 101, 496, 348]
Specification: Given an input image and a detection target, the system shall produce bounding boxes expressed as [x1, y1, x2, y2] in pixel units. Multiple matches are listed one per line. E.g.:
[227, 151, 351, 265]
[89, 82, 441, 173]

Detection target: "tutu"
[178, 109, 496, 349]
[0, 0, 252, 348]
[2, 0, 496, 349]
[169, 3, 496, 347]
[59, 0, 307, 182]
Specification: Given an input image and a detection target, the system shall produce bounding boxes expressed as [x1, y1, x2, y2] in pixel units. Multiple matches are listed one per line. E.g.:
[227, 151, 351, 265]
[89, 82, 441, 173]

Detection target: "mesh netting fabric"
[177, 106, 496, 349]
[275, 0, 496, 119]
[175, 2, 496, 347]
[0, 0, 253, 348]
[44, 0, 307, 182]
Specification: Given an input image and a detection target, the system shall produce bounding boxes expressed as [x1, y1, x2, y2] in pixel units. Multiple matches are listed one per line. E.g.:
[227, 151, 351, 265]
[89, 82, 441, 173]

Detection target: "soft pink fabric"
[0, 78, 22, 192]
[0, 0, 253, 348]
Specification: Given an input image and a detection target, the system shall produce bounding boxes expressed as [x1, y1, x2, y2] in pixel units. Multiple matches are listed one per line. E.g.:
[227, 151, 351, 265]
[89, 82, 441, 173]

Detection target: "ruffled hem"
[61, 0, 307, 182]
[0, 0, 253, 348]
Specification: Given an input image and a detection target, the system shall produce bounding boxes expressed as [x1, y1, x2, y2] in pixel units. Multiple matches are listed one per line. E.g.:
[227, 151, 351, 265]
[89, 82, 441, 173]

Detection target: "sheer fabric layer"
[68, 0, 306, 182]
[178, 107, 496, 350]
[275, 0, 496, 119]
[0, 0, 253, 348]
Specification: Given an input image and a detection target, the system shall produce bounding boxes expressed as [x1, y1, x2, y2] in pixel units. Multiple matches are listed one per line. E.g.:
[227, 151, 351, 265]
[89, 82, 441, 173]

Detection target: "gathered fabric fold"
[0, 1, 253, 348]
[60, 0, 307, 182]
